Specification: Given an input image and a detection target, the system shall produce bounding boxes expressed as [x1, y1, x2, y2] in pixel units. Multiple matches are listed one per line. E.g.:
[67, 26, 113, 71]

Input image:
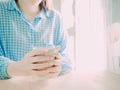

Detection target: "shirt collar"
[37, 8, 55, 19]
[7, 0, 19, 11]
[7, 0, 55, 19]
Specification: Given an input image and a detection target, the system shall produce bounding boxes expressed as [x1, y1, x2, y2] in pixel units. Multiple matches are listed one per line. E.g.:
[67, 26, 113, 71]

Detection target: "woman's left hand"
[33, 46, 62, 78]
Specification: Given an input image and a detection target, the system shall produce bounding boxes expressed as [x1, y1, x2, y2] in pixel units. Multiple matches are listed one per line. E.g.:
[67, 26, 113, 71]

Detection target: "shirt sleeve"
[53, 13, 72, 75]
[0, 42, 12, 79]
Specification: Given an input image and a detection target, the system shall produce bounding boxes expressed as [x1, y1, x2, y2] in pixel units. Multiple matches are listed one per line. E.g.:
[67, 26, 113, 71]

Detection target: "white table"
[0, 70, 120, 90]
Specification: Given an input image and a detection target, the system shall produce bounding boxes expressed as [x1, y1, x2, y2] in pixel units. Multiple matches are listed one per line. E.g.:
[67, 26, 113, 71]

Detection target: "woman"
[0, 0, 72, 79]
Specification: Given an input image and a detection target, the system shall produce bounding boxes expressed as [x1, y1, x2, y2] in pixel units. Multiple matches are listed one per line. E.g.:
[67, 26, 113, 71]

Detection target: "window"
[75, 0, 107, 71]
[54, 0, 107, 72]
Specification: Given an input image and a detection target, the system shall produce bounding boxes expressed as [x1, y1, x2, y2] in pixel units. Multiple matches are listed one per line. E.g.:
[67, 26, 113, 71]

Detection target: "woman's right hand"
[7, 48, 60, 79]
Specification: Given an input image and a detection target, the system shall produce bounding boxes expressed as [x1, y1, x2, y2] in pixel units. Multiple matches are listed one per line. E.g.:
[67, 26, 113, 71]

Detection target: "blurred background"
[53, 0, 120, 74]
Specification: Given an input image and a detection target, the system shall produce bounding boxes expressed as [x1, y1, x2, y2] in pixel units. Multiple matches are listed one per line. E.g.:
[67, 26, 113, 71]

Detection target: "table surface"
[0, 70, 120, 90]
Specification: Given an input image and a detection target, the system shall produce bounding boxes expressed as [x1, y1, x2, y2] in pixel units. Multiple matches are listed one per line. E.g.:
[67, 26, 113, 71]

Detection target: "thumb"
[55, 46, 60, 52]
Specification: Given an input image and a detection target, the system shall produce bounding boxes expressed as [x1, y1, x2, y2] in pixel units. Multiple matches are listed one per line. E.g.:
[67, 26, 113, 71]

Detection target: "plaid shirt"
[0, 0, 72, 79]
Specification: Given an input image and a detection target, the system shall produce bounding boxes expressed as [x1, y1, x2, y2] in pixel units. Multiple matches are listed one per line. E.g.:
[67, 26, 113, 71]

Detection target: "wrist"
[7, 62, 18, 77]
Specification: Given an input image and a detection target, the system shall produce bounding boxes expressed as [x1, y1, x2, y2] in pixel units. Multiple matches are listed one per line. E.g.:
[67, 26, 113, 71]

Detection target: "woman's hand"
[30, 46, 62, 78]
[7, 46, 62, 79]
[33, 51, 62, 78]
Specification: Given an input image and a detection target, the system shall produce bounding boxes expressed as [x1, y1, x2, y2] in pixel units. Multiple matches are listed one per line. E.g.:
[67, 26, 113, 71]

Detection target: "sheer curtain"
[75, 0, 107, 71]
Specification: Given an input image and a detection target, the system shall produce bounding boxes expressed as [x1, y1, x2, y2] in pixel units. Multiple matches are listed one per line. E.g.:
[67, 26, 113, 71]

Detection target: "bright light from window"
[75, 0, 107, 72]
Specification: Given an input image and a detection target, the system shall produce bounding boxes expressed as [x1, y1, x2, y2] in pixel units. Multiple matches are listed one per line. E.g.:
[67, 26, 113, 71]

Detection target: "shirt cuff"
[59, 63, 72, 76]
[0, 56, 12, 79]
[58, 54, 72, 76]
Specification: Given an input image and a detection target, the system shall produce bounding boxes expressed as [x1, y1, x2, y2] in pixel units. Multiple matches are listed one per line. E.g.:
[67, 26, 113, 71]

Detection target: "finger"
[33, 65, 61, 71]
[30, 56, 55, 63]
[51, 53, 61, 60]
[47, 65, 61, 73]
[44, 52, 61, 60]
[26, 49, 49, 57]
[31, 69, 50, 77]
[55, 46, 60, 51]
[32, 61, 60, 70]
[46, 67, 61, 78]
[32, 61, 61, 69]
[31, 67, 60, 78]
[31, 68, 58, 78]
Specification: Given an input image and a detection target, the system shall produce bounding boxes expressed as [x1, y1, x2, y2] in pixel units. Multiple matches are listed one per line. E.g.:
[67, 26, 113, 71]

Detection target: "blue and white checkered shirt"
[0, 0, 72, 79]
